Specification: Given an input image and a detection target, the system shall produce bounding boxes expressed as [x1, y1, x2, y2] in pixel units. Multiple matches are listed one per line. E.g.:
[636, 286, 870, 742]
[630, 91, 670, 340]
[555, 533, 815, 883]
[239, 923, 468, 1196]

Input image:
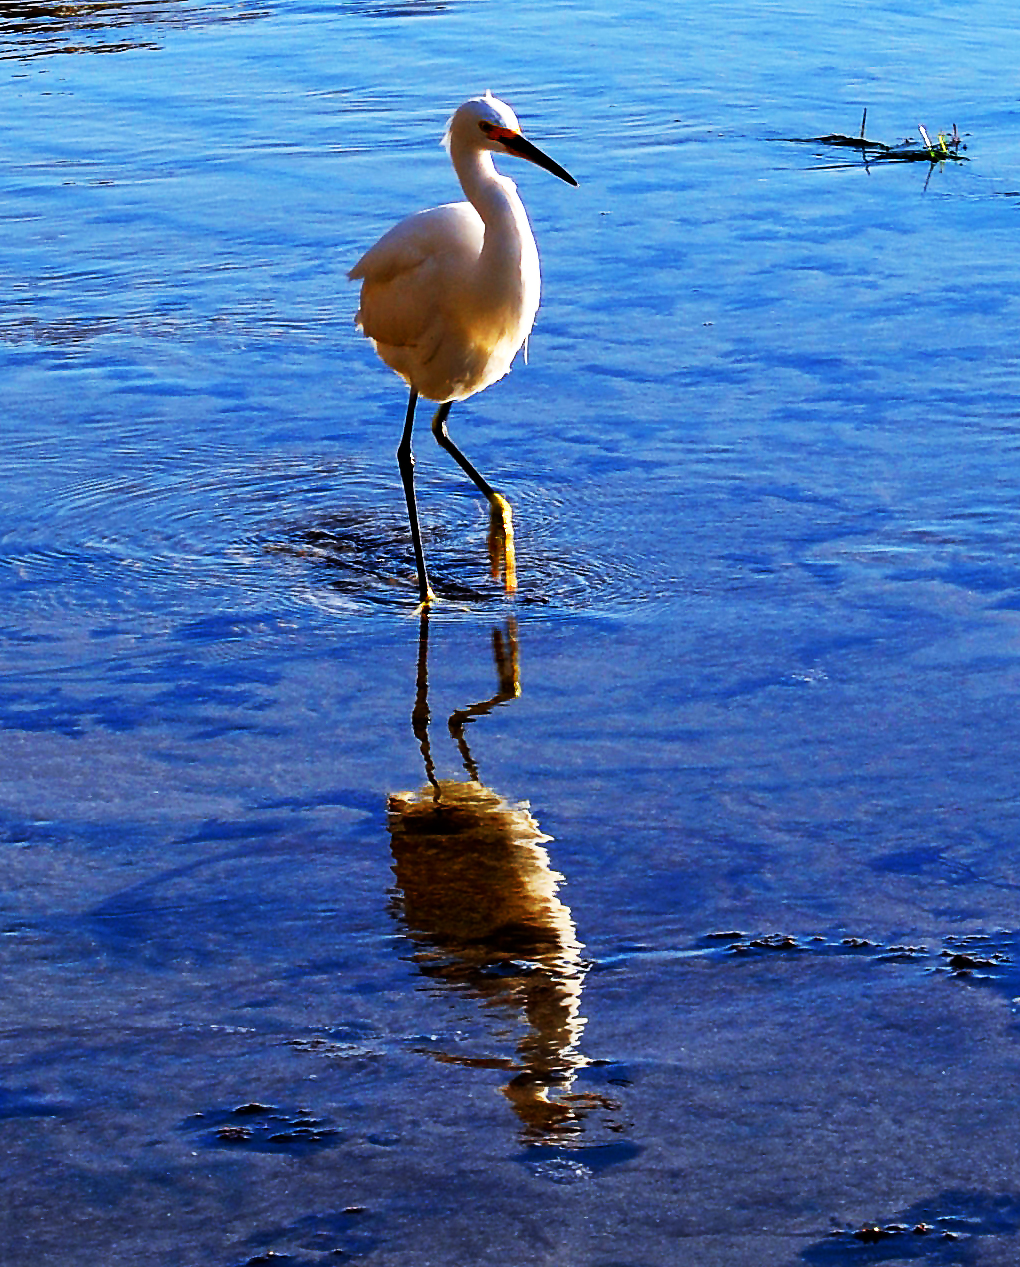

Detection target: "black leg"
[430, 401, 497, 500]
[397, 388, 433, 603]
[430, 402, 517, 594]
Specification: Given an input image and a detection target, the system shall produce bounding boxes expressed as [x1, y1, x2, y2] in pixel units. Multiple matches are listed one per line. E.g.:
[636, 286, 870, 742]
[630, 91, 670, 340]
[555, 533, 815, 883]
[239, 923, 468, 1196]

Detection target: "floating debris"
[805, 1190, 1020, 1260]
[181, 1101, 341, 1154]
[786, 108, 968, 181]
[695, 928, 1018, 999]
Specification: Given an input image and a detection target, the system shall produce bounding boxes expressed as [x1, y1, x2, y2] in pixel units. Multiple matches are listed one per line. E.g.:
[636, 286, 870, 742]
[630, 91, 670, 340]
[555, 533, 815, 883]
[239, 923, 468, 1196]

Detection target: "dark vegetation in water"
[801, 1190, 1020, 1262]
[181, 1102, 342, 1154]
[237, 1205, 380, 1266]
[787, 109, 969, 182]
[0, 1, 264, 60]
[709, 928, 1019, 998]
[605, 928, 1020, 1011]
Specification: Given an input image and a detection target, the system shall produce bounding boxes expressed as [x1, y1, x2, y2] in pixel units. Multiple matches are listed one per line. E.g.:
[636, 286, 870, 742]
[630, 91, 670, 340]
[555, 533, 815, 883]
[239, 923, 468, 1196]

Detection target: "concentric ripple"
[262, 467, 654, 618]
[2, 431, 657, 647]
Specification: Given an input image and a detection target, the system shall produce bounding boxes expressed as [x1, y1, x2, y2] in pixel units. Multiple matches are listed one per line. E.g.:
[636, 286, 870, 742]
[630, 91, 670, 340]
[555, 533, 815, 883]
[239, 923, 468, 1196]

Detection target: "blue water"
[3, 2, 1020, 1263]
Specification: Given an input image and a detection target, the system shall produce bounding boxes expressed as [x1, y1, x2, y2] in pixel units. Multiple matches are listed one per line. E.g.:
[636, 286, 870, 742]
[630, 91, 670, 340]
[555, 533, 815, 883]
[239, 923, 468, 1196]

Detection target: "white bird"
[349, 91, 577, 603]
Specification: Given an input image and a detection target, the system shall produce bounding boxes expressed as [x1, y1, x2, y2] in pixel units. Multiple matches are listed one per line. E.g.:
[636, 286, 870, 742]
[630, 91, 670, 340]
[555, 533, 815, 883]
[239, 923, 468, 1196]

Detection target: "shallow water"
[4, 1, 1020, 1263]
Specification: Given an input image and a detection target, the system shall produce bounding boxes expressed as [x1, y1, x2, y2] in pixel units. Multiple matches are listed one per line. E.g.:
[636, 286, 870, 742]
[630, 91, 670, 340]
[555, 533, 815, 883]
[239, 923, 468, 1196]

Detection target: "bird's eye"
[478, 120, 495, 136]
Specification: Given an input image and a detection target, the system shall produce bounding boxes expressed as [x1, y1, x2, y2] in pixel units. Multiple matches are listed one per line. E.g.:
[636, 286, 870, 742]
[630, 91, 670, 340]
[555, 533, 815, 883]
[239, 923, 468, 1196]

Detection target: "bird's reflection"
[388, 613, 603, 1140]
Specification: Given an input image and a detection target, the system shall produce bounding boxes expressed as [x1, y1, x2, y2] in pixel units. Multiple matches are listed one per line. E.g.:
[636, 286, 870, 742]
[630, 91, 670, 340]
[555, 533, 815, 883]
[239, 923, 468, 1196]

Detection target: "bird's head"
[444, 91, 578, 187]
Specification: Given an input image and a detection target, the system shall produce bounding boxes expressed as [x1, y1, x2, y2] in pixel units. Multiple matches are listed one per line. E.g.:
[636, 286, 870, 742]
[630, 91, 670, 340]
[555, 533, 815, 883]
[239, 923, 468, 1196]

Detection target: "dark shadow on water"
[513, 1137, 643, 1183]
[0, 1085, 73, 1120]
[387, 612, 625, 1143]
[269, 510, 499, 607]
[0, 0, 266, 58]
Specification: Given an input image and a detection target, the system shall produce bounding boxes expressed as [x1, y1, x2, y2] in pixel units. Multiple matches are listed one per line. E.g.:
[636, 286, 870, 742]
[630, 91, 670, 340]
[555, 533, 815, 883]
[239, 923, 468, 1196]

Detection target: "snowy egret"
[349, 92, 577, 603]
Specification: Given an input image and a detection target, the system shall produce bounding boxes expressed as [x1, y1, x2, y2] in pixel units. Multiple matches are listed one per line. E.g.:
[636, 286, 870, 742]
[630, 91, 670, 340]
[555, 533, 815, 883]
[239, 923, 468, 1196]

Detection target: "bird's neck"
[452, 146, 524, 229]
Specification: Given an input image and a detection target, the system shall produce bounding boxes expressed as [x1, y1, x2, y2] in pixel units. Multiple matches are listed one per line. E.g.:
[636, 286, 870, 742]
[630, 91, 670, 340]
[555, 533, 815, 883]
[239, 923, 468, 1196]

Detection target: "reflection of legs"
[397, 389, 433, 603]
[448, 617, 521, 779]
[431, 402, 517, 594]
[413, 608, 439, 793]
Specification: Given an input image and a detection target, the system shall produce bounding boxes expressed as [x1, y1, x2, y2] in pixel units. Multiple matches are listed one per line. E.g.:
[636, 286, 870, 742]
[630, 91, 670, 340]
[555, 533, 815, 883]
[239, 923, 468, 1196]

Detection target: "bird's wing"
[349, 203, 483, 351]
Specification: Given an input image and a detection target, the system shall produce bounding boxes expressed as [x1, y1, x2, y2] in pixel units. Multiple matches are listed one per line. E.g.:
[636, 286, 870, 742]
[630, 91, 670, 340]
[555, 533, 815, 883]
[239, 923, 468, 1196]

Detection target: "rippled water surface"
[4, 2, 1020, 1263]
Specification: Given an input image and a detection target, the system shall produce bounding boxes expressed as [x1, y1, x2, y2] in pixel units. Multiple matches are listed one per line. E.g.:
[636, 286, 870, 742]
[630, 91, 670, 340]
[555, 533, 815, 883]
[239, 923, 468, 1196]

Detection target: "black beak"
[501, 131, 578, 187]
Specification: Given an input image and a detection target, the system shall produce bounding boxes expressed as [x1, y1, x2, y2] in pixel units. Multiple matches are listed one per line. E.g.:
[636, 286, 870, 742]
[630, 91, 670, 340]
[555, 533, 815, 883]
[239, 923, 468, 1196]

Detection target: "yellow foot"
[488, 494, 517, 595]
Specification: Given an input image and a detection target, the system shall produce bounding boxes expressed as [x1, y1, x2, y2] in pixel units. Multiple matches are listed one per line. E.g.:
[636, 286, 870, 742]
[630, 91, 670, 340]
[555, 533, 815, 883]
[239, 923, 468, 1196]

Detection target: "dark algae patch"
[802, 1191, 1020, 1262]
[237, 1206, 380, 1266]
[181, 1102, 341, 1155]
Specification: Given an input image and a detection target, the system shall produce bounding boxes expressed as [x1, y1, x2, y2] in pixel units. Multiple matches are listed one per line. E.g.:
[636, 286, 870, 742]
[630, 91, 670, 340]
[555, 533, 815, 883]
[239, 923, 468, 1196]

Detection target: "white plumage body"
[350, 150, 541, 403]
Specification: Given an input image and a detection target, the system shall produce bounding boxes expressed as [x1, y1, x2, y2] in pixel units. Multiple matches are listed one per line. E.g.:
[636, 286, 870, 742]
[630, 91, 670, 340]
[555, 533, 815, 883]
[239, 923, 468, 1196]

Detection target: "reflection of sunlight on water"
[387, 614, 612, 1141]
